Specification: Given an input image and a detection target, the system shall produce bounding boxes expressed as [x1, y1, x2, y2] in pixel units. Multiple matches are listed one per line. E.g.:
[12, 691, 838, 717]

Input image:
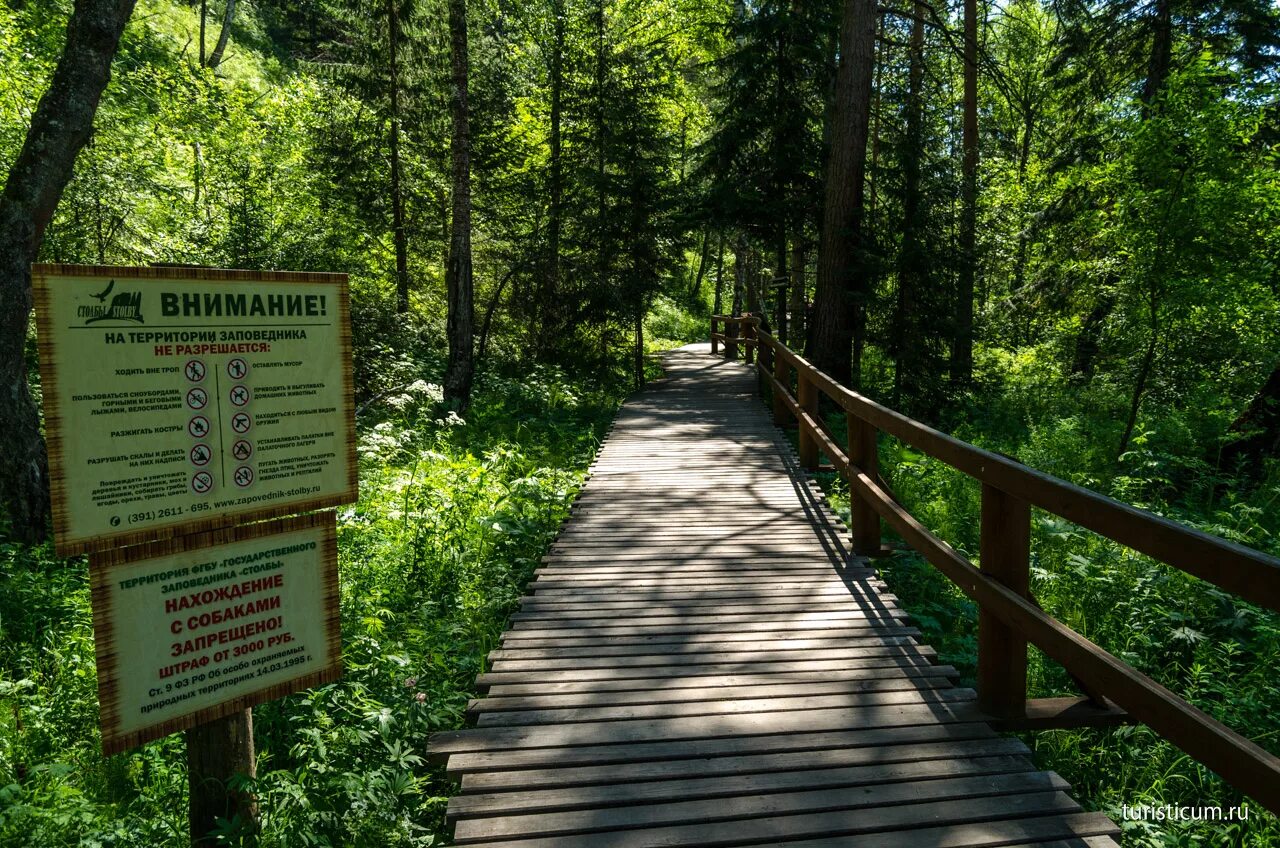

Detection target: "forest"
[0, 0, 1278, 845]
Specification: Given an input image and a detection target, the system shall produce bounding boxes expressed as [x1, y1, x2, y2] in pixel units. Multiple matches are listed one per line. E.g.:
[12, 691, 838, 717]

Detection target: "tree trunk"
[953, 0, 978, 385]
[476, 269, 513, 367]
[543, 0, 566, 348]
[199, 0, 207, 65]
[807, 0, 877, 387]
[0, 0, 136, 543]
[1140, 0, 1172, 116]
[386, 0, 410, 313]
[712, 231, 725, 316]
[894, 2, 927, 410]
[443, 0, 474, 410]
[205, 0, 236, 69]
[1010, 106, 1035, 297]
[1221, 363, 1280, 473]
[187, 710, 257, 845]
[867, 14, 884, 224]
[690, 226, 711, 300]
[774, 230, 787, 345]
[1070, 290, 1115, 380]
[1116, 288, 1159, 459]
[789, 239, 805, 348]
[633, 300, 644, 388]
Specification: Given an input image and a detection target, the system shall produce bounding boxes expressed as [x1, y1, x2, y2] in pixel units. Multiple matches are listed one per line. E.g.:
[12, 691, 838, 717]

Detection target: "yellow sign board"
[90, 512, 341, 755]
[33, 265, 358, 556]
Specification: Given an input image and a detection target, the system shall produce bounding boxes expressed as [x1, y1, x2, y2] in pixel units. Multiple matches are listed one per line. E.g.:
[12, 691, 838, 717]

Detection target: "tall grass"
[0, 365, 619, 847]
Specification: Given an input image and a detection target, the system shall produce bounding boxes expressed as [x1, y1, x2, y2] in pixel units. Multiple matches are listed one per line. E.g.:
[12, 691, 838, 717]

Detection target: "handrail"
[710, 313, 1280, 815]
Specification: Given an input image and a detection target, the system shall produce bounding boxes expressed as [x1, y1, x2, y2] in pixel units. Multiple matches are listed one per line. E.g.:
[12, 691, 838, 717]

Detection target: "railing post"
[726, 317, 739, 361]
[743, 315, 755, 366]
[846, 415, 881, 555]
[978, 484, 1030, 719]
[797, 372, 818, 470]
[711, 316, 719, 355]
[772, 348, 788, 427]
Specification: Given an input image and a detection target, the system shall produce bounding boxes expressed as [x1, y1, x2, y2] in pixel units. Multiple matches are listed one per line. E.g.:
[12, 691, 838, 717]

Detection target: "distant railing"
[710, 312, 1280, 816]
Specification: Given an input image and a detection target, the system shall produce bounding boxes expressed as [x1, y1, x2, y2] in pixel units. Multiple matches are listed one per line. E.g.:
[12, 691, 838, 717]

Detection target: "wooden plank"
[481, 664, 958, 695]
[476, 655, 949, 689]
[445, 722, 1003, 774]
[488, 642, 933, 666]
[527, 578, 871, 590]
[448, 753, 1039, 819]
[508, 609, 909, 630]
[451, 776, 1073, 842]
[429, 700, 991, 756]
[989, 696, 1134, 731]
[472, 687, 974, 727]
[513, 599, 897, 616]
[456, 736, 1029, 790]
[490, 633, 925, 658]
[722, 814, 1119, 848]
[468, 676, 956, 714]
[498, 621, 916, 642]
[519, 584, 880, 601]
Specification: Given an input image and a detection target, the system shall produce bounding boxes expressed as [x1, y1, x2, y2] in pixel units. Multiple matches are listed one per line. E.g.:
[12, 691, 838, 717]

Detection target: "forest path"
[427, 344, 1120, 847]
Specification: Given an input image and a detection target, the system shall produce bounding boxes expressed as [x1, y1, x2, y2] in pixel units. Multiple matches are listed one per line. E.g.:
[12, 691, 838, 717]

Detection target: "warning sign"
[90, 512, 341, 755]
[33, 265, 358, 556]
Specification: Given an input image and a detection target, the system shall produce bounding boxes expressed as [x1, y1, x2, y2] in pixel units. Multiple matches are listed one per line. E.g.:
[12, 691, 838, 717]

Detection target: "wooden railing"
[710, 312, 1280, 816]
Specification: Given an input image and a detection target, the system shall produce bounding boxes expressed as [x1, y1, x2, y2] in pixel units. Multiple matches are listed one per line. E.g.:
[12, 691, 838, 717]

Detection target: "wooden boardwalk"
[428, 345, 1120, 848]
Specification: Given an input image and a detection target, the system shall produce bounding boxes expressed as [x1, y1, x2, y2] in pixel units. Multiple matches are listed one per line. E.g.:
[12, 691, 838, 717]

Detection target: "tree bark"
[953, 0, 978, 385]
[712, 231, 725, 316]
[774, 230, 787, 345]
[444, 0, 474, 410]
[894, 1, 927, 409]
[0, 0, 137, 542]
[542, 0, 566, 348]
[807, 0, 877, 387]
[1221, 363, 1280, 473]
[1070, 290, 1115, 380]
[1140, 0, 1172, 116]
[205, 0, 236, 69]
[386, 0, 410, 313]
[1116, 286, 1159, 459]
[690, 226, 711, 300]
[187, 709, 257, 845]
[633, 300, 644, 388]
[789, 239, 805, 347]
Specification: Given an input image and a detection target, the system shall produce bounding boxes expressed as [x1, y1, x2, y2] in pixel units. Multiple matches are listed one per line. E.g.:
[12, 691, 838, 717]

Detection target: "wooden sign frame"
[33, 264, 358, 556]
[90, 512, 342, 755]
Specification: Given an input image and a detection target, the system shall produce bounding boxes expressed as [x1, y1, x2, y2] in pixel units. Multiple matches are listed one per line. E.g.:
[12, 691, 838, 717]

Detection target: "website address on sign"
[1121, 804, 1249, 822]
[212, 485, 321, 511]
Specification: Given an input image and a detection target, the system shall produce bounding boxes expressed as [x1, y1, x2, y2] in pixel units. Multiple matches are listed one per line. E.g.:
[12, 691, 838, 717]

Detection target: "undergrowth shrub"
[0, 366, 618, 847]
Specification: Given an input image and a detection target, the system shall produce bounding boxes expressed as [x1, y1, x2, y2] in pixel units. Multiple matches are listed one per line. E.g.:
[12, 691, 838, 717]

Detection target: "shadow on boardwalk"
[427, 344, 1120, 848]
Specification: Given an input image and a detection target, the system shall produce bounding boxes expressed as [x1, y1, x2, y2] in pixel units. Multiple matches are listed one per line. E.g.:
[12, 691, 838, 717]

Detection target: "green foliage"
[645, 294, 708, 343]
[819, 398, 1280, 845]
[0, 366, 618, 846]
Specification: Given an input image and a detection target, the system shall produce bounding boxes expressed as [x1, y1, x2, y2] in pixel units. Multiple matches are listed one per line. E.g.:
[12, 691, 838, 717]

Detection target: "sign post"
[34, 265, 357, 844]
